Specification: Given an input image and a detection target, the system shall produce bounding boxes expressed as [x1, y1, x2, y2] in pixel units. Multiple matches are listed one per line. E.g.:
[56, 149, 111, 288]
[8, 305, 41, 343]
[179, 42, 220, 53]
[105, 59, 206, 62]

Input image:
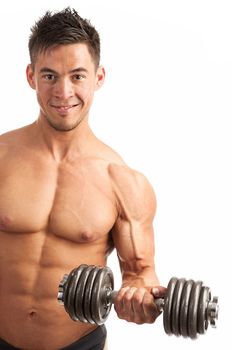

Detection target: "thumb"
[151, 286, 167, 298]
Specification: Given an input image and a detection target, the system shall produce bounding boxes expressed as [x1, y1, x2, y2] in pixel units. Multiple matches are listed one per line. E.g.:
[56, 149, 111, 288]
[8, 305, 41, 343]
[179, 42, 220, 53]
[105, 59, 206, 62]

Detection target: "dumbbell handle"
[105, 288, 218, 328]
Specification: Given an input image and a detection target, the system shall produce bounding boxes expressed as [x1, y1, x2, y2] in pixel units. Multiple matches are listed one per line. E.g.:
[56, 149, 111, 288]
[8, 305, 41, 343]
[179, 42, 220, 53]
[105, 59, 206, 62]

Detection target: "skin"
[0, 43, 166, 350]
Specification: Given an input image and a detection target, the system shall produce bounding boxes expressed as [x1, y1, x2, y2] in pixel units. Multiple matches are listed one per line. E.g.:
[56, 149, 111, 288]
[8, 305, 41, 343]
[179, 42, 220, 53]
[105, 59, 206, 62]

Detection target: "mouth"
[51, 104, 80, 115]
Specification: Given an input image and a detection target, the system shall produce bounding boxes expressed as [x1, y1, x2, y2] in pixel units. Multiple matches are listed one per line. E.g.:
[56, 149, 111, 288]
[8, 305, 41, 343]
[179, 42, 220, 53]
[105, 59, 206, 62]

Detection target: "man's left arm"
[109, 164, 166, 324]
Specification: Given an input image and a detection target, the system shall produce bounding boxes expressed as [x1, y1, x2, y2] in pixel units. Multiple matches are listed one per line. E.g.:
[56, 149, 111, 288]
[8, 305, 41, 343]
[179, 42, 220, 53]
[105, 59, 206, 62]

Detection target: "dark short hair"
[28, 7, 100, 68]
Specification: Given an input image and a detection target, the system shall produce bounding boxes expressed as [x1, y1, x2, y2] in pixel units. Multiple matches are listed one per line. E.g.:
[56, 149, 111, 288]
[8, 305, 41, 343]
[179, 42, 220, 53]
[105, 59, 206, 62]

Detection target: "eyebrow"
[39, 67, 89, 74]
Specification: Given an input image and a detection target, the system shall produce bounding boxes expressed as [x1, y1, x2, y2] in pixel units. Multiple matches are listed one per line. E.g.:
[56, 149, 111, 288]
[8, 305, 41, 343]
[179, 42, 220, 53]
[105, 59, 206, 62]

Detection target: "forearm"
[115, 259, 164, 325]
[120, 260, 160, 289]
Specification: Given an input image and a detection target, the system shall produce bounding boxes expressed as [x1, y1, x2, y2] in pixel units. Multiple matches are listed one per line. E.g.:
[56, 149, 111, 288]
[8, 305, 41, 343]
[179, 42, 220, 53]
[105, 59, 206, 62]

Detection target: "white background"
[1, 0, 235, 349]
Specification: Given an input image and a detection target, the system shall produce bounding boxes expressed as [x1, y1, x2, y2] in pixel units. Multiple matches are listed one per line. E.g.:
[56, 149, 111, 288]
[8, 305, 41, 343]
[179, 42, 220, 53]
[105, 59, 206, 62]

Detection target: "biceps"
[112, 218, 155, 271]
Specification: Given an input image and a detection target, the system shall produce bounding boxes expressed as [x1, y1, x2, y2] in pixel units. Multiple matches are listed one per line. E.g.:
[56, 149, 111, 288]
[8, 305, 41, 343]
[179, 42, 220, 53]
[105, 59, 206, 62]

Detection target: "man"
[0, 8, 165, 350]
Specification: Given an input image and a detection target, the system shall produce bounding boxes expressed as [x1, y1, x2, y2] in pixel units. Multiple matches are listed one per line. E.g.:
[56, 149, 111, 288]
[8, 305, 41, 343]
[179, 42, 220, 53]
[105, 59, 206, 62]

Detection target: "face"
[26, 43, 105, 132]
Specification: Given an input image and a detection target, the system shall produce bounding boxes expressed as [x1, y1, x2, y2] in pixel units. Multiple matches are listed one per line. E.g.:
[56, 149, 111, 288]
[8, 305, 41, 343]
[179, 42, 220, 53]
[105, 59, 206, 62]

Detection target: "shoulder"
[91, 138, 157, 219]
[0, 130, 17, 158]
[97, 141, 155, 200]
[108, 163, 157, 219]
[0, 125, 31, 145]
[0, 125, 33, 159]
[92, 138, 125, 165]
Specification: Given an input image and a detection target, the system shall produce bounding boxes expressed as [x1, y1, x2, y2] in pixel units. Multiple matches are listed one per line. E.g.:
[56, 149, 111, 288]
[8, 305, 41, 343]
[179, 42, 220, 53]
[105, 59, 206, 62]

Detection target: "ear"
[26, 64, 36, 90]
[95, 66, 105, 91]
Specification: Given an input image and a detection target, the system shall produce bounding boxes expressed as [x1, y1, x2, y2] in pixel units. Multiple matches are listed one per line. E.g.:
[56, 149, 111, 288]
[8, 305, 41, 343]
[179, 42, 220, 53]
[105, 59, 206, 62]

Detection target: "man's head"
[26, 8, 105, 133]
[28, 7, 100, 70]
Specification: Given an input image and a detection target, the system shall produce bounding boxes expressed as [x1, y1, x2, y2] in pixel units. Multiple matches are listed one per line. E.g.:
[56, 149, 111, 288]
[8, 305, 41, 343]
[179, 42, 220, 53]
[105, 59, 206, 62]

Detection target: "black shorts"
[0, 325, 107, 350]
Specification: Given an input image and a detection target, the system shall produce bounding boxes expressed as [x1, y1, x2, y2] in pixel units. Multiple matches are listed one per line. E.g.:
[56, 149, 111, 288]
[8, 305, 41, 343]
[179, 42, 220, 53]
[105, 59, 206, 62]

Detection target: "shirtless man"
[0, 8, 165, 350]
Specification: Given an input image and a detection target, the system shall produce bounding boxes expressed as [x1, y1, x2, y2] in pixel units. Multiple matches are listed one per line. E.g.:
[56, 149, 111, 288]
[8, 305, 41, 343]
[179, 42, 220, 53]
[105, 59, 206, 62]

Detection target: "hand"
[114, 286, 166, 324]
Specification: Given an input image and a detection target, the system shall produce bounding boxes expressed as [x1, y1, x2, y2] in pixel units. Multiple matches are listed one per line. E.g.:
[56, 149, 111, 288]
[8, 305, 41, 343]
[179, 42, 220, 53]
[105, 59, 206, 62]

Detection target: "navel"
[28, 310, 37, 320]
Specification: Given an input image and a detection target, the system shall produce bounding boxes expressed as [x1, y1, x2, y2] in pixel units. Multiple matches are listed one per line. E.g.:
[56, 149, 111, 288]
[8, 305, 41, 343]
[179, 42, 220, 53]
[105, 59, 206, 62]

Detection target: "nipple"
[80, 231, 94, 242]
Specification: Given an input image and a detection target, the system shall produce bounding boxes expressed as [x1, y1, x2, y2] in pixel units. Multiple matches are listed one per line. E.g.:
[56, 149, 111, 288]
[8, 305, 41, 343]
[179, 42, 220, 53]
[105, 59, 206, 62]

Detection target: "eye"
[73, 74, 86, 81]
[42, 74, 56, 81]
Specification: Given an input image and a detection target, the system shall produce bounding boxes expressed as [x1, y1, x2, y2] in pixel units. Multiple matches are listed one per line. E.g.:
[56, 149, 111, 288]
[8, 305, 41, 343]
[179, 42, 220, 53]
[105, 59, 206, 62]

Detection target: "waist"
[0, 296, 98, 350]
[0, 325, 107, 350]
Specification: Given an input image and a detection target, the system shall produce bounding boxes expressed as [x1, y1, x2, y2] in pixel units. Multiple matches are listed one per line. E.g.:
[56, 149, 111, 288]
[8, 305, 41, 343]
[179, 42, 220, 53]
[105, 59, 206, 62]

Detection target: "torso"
[0, 125, 122, 349]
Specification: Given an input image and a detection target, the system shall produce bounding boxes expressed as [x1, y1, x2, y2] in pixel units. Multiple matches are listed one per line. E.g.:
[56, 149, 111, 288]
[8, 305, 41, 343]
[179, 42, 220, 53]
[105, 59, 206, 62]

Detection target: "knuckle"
[133, 293, 143, 304]
[143, 297, 152, 308]
[123, 288, 135, 302]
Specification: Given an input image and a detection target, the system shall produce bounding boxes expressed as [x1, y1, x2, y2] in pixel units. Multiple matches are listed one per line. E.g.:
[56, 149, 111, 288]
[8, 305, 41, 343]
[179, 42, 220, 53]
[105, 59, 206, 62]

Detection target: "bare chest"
[0, 158, 117, 242]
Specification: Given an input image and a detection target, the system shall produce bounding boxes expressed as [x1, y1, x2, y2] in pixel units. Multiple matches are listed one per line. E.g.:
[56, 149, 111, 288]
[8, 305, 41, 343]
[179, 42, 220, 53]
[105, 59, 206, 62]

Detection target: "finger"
[114, 286, 130, 315]
[131, 288, 147, 322]
[151, 286, 167, 298]
[142, 292, 159, 323]
[122, 287, 137, 316]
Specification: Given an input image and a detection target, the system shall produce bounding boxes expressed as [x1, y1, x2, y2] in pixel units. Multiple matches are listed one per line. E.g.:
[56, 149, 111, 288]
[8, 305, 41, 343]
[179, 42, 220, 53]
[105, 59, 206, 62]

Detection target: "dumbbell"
[57, 264, 219, 339]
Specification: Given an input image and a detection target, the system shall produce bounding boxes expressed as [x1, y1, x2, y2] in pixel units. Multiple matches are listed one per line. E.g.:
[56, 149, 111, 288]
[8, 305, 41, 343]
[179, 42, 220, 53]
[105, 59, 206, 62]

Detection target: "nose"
[53, 78, 74, 100]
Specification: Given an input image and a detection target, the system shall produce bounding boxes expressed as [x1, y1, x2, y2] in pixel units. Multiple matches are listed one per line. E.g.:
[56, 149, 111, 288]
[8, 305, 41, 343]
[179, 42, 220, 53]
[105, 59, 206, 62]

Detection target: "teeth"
[59, 106, 71, 109]
[51, 104, 79, 112]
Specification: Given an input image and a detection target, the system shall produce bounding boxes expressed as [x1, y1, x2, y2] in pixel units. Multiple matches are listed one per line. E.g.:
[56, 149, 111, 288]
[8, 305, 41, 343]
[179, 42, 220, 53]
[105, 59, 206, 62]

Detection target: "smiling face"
[27, 43, 105, 132]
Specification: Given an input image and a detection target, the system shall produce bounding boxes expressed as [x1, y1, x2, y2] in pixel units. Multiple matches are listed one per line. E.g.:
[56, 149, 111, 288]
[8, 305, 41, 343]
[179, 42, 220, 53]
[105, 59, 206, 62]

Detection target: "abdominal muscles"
[0, 228, 109, 349]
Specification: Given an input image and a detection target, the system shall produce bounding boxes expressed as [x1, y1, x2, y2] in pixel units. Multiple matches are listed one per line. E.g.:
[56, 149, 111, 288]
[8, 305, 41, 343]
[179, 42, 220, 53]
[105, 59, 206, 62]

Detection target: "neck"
[34, 115, 95, 162]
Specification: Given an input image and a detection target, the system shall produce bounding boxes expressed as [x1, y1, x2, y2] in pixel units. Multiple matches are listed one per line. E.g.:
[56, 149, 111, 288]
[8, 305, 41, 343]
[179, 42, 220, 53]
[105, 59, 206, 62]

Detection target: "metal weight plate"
[163, 277, 178, 335]
[171, 278, 186, 336]
[91, 266, 114, 325]
[66, 265, 86, 321]
[63, 268, 76, 315]
[179, 280, 194, 337]
[188, 281, 203, 339]
[197, 286, 210, 334]
[83, 266, 101, 324]
[75, 265, 95, 322]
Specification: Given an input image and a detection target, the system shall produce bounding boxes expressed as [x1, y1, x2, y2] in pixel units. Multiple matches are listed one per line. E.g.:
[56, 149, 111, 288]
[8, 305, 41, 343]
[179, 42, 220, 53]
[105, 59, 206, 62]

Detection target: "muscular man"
[0, 8, 165, 350]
